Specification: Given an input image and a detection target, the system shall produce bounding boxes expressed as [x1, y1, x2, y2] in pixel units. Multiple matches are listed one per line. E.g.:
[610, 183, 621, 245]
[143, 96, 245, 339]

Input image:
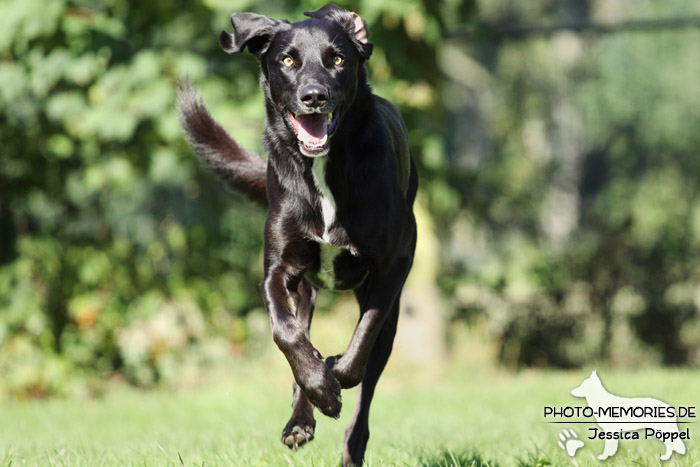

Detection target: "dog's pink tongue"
[296, 114, 328, 145]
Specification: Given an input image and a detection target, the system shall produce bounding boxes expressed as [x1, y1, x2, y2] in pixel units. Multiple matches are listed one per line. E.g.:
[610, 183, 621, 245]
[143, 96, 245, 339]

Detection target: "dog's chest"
[312, 157, 338, 243]
[308, 158, 363, 290]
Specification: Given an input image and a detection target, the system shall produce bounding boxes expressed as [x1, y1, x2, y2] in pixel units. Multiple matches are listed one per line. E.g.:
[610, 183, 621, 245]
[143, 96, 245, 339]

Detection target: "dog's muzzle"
[288, 111, 340, 157]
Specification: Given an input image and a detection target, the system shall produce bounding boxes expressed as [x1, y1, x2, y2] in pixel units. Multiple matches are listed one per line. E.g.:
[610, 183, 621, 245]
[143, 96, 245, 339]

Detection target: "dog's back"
[375, 96, 411, 197]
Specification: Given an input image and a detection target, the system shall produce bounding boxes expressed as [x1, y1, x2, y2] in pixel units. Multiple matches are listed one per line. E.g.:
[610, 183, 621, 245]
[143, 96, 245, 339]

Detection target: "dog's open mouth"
[288, 112, 338, 157]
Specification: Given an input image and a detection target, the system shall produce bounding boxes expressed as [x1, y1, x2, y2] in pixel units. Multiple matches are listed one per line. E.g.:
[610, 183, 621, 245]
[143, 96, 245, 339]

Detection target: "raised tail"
[177, 81, 268, 206]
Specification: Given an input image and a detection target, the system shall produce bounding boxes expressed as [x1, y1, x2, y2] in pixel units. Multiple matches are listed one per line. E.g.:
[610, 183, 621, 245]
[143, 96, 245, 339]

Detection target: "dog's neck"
[334, 67, 374, 138]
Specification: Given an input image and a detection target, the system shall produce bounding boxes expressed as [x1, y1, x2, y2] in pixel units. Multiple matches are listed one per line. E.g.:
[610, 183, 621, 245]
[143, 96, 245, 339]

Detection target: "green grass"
[0, 357, 698, 466]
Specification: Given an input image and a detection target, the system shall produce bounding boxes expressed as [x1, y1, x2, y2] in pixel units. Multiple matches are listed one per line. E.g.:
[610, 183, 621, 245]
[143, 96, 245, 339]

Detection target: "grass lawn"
[1, 351, 697, 467]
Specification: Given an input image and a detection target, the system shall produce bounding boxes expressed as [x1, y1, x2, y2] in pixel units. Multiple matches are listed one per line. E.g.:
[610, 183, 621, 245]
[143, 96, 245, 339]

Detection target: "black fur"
[178, 5, 417, 466]
[178, 83, 268, 205]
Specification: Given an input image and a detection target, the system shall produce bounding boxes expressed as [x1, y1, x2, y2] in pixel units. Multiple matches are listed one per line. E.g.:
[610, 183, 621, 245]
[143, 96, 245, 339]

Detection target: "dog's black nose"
[300, 85, 329, 108]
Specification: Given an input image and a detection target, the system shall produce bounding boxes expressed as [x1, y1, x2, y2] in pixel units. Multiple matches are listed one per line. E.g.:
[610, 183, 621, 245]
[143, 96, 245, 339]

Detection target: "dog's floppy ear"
[219, 13, 286, 59]
[304, 4, 373, 60]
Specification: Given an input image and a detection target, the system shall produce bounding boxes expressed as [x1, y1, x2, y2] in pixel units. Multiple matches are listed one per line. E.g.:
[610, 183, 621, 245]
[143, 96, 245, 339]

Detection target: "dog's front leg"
[326, 252, 412, 389]
[261, 266, 342, 418]
[282, 279, 317, 450]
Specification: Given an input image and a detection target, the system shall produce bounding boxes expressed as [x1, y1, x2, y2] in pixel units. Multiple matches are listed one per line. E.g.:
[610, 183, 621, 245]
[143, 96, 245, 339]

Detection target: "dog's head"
[219, 4, 373, 157]
[570, 370, 602, 398]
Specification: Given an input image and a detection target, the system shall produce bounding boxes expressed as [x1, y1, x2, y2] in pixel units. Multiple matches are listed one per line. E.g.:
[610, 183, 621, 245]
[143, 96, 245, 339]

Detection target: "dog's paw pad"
[282, 424, 314, 451]
[557, 429, 584, 457]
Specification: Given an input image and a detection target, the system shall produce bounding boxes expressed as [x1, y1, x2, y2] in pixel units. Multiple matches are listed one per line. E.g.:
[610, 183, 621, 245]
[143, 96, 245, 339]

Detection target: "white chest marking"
[312, 157, 337, 243]
[312, 158, 343, 289]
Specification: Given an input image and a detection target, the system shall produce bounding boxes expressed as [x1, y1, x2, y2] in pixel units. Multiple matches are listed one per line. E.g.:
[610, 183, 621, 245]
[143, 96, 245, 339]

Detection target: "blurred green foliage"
[0, 0, 470, 398]
[443, 0, 700, 368]
[0, 0, 279, 397]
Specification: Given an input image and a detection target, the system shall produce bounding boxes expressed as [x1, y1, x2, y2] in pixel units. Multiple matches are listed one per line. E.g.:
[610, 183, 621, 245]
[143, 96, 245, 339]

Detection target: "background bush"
[442, 0, 700, 368]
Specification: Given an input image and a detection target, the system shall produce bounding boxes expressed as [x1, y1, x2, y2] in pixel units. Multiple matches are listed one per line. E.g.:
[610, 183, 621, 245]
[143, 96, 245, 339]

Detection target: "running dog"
[178, 5, 417, 466]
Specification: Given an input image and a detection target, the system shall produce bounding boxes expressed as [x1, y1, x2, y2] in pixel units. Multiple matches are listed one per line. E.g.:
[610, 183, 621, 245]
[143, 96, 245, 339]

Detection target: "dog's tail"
[177, 81, 268, 206]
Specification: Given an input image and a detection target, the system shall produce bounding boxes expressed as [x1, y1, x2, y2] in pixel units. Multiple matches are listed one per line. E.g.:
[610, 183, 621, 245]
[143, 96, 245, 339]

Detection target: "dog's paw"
[325, 354, 341, 369]
[282, 423, 315, 450]
[326, 354, 363, 389]
[557, 428, 584, 457]
[313, 375, 342, 419]
[299, 363, 342, 419]
[325, 354, 342, 380]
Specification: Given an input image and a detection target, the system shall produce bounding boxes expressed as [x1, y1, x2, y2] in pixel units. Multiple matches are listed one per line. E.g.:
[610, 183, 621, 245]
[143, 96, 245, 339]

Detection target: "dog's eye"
[333, 56, 344, 66]
[282, 56, 294, 67]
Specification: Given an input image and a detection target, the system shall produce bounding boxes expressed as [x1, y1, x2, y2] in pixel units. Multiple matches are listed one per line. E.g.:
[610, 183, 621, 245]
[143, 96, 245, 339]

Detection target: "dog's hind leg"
[282, 278, 317, 450]
[341, 299, 400, 467]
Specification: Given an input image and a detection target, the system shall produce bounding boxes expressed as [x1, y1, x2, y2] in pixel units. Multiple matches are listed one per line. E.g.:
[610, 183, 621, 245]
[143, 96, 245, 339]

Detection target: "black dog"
[178, 5, 417, 465]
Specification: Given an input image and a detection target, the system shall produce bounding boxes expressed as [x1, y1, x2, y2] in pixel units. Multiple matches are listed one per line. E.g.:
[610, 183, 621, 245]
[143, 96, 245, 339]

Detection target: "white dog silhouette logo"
[570, 370, 687, 461]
